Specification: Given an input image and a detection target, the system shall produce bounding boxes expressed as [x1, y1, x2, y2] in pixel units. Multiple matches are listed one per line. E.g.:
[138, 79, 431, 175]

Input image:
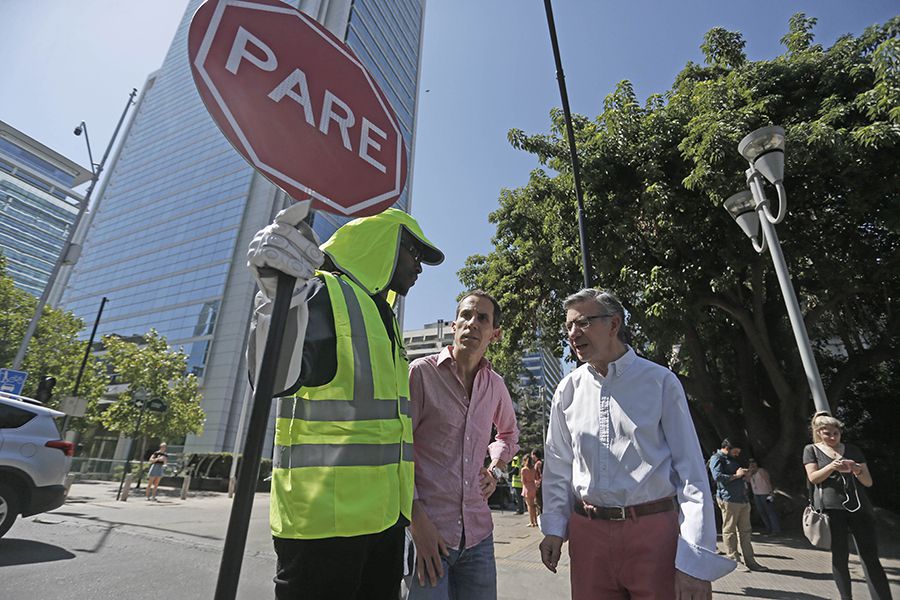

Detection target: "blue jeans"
[752, 494, 781, 534]
[407, 533, 497, 600]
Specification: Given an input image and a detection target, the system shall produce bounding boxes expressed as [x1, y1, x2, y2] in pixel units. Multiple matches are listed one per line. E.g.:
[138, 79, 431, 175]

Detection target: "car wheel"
[0, 483, 22, 538]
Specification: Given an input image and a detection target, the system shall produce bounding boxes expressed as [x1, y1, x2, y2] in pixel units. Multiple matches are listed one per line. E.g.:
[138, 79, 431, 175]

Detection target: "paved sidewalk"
[492, 503, 900, 599]
[46, 482, 900, 598]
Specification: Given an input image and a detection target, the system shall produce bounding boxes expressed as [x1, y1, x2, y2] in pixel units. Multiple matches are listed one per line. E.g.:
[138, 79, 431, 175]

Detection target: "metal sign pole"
[214, 271, 294, 600]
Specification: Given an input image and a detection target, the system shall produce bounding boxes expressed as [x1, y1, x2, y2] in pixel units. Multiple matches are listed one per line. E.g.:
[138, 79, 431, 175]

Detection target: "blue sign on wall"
[0, 368, 28, 395]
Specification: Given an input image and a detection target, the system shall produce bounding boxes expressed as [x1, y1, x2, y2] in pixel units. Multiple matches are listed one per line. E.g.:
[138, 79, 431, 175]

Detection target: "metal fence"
[69, 456, 181, 481]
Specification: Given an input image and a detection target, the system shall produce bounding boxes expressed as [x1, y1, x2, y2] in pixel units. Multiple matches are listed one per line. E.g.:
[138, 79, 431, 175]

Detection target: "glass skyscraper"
[0, 120, 91, 297]
[60, 0, 427, 455]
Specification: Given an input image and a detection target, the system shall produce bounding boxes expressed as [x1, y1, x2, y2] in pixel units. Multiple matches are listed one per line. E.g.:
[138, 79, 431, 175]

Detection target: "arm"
[486, 376, 519, 471]
[709, 454, 744, 486]
[409, 500, 449, 587]
[246, 201, 324, 395]
[854, 462, 873, 487]
[660, 374, 736, 582]
[804, 458, 839, 485]
[407, 362, 449, 586]
[539, 382, 576, 573]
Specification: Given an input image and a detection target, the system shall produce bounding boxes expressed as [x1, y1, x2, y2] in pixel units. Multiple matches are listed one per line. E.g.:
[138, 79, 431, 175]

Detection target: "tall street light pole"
[723, 126, 830, 415]
[13, 88, 137, 370]
[542, 0, 592, 289]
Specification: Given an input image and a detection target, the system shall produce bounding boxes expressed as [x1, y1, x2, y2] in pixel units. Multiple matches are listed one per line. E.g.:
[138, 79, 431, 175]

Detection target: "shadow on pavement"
[49, 510, 222, 542]
[715, 588, 826, 599]
[771, 568, 834, 581]
[0, 538, 75, 566]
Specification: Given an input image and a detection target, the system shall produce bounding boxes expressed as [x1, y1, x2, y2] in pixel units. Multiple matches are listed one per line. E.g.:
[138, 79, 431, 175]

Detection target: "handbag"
[802, 484, 831, 550]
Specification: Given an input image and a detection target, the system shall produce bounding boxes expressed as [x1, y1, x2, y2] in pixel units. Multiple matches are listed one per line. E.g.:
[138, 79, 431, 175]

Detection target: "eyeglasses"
[399, 237, 423, 263]
[564, 314, 613, 334]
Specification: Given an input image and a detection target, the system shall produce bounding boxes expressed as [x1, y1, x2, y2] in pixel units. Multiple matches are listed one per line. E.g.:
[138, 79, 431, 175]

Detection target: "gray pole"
[543, 0, 592, 289]
[12, 89, 137, 369]
[749, 176, 830, 414]
[228, 385, 252, 498]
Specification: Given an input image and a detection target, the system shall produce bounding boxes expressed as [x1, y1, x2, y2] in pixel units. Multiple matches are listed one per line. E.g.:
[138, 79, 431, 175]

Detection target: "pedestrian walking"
[145, 442, 167, 501]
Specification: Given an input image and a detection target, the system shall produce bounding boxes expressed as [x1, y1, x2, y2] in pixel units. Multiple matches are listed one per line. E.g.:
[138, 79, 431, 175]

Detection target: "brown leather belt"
[574, 496, 676, 521]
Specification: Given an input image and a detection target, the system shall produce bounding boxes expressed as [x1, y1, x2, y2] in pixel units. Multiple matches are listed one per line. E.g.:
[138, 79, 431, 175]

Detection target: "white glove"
[247, 200, 324, 300]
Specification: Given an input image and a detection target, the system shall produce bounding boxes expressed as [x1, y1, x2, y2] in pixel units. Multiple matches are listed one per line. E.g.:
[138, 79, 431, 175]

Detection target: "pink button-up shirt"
[409, 346, 519, 549]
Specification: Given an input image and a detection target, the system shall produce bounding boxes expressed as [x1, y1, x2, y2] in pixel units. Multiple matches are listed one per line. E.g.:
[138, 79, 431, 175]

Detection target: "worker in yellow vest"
[510, 453, 525, 515]
[247, 203, 443, 600]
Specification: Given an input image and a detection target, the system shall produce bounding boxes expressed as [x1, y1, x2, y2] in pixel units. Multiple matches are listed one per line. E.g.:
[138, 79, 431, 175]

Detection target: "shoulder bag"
[802, 483, 830, 550]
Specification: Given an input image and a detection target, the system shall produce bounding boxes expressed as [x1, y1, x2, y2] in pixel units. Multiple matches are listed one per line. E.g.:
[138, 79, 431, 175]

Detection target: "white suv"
[0, 392, 73, 538]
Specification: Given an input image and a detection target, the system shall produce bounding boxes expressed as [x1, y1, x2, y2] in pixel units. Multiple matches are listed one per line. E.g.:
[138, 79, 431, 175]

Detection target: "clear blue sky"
[1, 1, 895, 330]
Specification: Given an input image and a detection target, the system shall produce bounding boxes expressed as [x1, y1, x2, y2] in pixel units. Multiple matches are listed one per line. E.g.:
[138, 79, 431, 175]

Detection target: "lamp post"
[12, 88, 137, 370]
[723, 126, 829, 415]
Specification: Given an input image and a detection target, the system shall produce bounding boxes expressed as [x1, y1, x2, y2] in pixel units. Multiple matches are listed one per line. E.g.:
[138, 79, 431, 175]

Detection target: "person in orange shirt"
[521, 455, 539, 527]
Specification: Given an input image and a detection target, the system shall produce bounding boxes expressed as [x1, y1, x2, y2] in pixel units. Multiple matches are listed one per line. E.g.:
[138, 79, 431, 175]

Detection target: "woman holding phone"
[803, 412, 892, 600]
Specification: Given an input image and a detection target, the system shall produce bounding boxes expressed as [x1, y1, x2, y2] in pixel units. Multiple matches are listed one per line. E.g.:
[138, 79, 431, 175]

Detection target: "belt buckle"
[609, 506, 626, 521]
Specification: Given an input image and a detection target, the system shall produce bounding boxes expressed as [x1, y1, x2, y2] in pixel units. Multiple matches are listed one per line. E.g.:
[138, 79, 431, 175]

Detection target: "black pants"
[826, 509, 893, 600]
[273, 520, 405, 600]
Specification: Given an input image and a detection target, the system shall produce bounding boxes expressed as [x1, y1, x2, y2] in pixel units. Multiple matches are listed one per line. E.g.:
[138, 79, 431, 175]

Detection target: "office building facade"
[0, 121, 91, 297]
[60, 0, 427, 456]
[519, 347, 563, 406]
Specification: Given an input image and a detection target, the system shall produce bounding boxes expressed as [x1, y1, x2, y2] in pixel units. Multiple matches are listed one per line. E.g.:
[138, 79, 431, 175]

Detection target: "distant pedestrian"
[531, 448, 543, 515]
[509, 454, 525, 515]
[521, 455, 538, 527]
[747, 458, 780, 534]
[709, 439, 767, 571]
[146, 443, 167, 501]
[804, 411, 892, 600]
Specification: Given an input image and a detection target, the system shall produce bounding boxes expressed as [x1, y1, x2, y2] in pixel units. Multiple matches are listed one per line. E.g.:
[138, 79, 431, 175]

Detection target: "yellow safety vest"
[270, 272, 413, 539]
[511, 456, 523, 489]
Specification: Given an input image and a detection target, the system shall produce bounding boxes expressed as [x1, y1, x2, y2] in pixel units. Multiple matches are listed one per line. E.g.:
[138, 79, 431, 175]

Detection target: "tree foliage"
[460, 15, 900, 506]
[0, 253, 106, 407]
[96, 330, 205, 448]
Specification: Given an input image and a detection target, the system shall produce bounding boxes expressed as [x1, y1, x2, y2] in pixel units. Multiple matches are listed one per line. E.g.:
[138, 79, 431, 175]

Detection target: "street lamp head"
[73, 121, 86, 136]
[723, 190, 760, 241]
[738, 125, 785, 184]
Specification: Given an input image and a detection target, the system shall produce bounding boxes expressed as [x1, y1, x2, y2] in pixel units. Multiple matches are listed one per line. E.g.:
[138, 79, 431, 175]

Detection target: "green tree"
[0, 253, 106, 409]
[96, 330, 205, 461]
[460, 15, 900, 505]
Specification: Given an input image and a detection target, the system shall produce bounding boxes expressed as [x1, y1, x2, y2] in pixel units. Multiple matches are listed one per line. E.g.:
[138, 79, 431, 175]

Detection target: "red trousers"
[569, 508, 679, 600]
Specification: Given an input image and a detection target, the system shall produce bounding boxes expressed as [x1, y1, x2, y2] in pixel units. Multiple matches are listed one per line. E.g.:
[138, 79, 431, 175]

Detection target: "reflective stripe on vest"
[278, 396, 409, 421]
[274, 441, 414, 469]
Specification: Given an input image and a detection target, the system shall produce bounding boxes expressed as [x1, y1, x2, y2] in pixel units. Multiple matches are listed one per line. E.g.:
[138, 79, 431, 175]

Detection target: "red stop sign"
[188, 0, 407, 216]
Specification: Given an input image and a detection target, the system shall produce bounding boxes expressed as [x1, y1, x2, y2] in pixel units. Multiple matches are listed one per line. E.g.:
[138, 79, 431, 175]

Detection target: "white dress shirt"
[540, 347, 735, 581]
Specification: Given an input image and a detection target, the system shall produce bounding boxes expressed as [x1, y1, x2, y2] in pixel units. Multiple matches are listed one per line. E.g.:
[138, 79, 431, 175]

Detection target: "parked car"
[0, 392, 74, 538]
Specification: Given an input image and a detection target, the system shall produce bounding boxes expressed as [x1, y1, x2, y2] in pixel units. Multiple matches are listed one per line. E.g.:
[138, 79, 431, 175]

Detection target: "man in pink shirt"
[407, 290, 519, 600]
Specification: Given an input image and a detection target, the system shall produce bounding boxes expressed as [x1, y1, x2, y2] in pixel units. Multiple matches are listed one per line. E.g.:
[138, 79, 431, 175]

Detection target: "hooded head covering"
[320, 208, 444, 299]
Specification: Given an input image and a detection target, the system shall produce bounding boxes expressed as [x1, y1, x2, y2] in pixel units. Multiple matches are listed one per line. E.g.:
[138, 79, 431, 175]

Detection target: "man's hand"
[675, 569, 712, 600]
[734, 467, 748, 479]
[410, 501, 449, 587]
[247, 200, 324, 300]
[539, 535, 564, 573]
[479, 466, 497, 499]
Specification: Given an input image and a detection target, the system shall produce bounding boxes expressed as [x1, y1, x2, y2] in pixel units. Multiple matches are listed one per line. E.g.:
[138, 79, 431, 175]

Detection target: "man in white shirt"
[538, 288, 734, 600]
